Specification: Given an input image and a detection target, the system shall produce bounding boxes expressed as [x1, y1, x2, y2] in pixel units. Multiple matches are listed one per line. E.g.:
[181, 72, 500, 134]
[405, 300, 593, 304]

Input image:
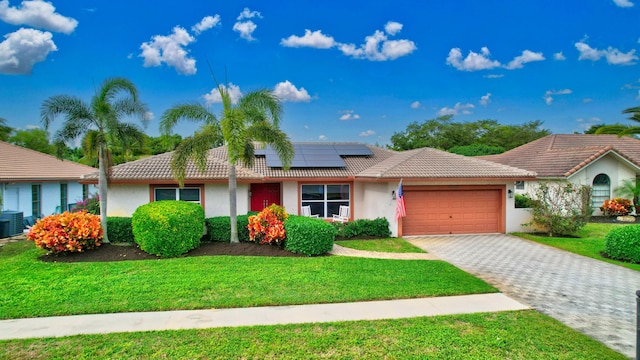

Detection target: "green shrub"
[334, 217, 391, 238]
[527, 181, 592, 236]
[285, 215, 334, 256]
[205, 215, 250, 242]
[132, 201, 204, 257]
[515, 194, 534, 208]
[605, 225, 640, 263]
[106, 217, 134, 244]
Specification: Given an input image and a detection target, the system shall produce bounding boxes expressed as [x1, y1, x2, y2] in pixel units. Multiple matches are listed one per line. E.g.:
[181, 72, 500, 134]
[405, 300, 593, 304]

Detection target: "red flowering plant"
[600, 198, 633, 217]
[247, 204, 288, 245]
[27, 211, 103, 253]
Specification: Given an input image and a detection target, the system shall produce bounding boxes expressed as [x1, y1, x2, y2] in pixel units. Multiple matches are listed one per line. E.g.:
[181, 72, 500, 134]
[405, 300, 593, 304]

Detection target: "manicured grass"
[335, 238, 427, 253]
[0, 241, 495, 320]
[0, 310, 623, 359]
[513, 222, 640, 271]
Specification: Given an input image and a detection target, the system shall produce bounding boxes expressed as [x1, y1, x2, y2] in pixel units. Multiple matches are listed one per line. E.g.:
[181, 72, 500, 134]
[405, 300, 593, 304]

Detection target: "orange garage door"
[402, 189, 503, 235]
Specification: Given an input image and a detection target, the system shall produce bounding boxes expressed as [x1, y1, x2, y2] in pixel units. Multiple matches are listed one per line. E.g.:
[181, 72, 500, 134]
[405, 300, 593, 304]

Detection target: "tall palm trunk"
[228, 164, 238, 243]
[98, 145, 109, 243]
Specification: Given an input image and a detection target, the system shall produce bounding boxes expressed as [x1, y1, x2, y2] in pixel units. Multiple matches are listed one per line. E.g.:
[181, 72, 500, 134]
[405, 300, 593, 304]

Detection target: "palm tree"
[615, 178, 640, 213]
[0, 117, 13, 141]
[161, 85, 293, 243]
[41, 77, 148, 243]
[595, 106, 640, 136]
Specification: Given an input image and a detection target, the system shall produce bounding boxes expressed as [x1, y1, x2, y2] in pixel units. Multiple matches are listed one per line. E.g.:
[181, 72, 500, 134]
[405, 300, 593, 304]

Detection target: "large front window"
[154, 187, 201, 204]
[60, 183, 68, 211]
[592, 173, 610, 207]
[301, 184, 350, 218]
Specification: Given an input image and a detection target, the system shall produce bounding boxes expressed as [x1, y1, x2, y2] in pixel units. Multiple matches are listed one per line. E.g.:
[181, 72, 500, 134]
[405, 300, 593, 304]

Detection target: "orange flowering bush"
[600, 198, 633, 216]
[27, 211, 103, 253]
[248, 205, 287, 245]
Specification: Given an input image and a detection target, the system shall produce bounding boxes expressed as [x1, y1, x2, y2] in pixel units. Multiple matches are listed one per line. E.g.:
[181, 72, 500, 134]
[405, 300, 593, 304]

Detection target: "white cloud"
[280, 29, 336, 48]
[203, 83, 243, 106]
[436, 102, 475, 116]
[318, 135, 327, 141]
[384, 21, 403, 36]
[0, 28, 56, 75]
[484, 74, 504, 79]
[282, 22, 416, 61]
[0, 0, 77, 34]
[583, 98, 593, 103]
[237, 7, 261, 20]
[446, 47, 501, 71]
[337, 23, 416, 61]
[613, 0, 634, 7]
[359, 130, 376, 137]
[144, 111, 154, 121]
[273, 80, 311, 102]
[410, 101, 420, 109]
[480, 93, 492, 106]
[575, 117, 602, 132]
[139, 26, 196, 75]
[543, 89, 572, 105]
[339, 110, 360, 121]
[234, 7, 261, 41]
[505, 50, 545, 69]
[637, 90, 640, 100]
[554, 52, 566, 60]
[192, 15, 220, 35]
[575, 41, 638, 65]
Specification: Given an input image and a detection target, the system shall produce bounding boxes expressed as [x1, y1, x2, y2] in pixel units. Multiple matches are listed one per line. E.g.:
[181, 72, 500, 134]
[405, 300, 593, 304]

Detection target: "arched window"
[592, 174, 610, 207]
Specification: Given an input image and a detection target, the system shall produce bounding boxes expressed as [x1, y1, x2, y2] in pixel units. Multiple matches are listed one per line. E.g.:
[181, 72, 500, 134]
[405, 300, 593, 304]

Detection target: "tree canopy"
[389, 116, 550, 154]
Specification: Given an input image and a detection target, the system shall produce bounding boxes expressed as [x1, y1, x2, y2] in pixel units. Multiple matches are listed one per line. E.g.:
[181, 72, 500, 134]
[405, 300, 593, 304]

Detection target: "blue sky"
[1, 0, 640, 146]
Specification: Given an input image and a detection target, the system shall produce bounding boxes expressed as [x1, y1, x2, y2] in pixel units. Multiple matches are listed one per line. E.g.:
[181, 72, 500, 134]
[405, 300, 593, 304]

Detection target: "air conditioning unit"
[0, 211, 24, 236]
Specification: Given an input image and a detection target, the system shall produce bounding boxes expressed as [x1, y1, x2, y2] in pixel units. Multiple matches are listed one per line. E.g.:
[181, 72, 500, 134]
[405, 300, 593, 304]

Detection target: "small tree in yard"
[527, 181, 592, 237]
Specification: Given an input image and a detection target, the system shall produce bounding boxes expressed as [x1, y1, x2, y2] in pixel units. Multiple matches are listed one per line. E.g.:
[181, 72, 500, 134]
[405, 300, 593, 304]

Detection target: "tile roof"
[91, 142, 535, 183]
[357, 147, 535, 179]
[0, 141, 96, 182]
[478, 134, 640, 178]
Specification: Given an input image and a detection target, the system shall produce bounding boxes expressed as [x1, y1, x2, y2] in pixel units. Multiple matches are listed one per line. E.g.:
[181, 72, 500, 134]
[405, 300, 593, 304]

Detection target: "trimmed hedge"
[205, 215, 250, 242]
[132, 201, 204, 257]
[334, 217, 391, 238]
[284, 215, 335, 256]
[605, 225, 640, 263]
[106, 217, 134, 244]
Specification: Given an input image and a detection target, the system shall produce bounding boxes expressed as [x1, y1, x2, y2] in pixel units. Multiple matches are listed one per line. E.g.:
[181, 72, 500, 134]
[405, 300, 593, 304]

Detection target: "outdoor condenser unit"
[0, 211, 24, 236]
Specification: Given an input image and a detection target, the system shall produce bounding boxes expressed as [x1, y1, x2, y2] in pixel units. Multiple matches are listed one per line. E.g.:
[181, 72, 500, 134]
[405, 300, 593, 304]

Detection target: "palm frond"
[240, 89, 282, 126]
[170, 133, 212, 187]
[97, 77, 140, 105]
[160, 103, 217, 135]
[247, 121, 294, 170]
[594, 125, 633, 135]
[112, 98, 149, 129]
[41, 95, 91, 130]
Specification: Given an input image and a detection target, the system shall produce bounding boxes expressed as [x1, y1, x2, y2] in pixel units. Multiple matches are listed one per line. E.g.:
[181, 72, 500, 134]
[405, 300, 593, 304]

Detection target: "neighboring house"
[0, 141, 96, 217]
[479, 134, 640, 215]
[82, 143, 535, 237]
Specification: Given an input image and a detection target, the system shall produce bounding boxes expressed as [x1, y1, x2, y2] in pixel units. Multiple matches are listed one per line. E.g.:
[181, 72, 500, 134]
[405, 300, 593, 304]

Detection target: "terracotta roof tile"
[358, 147, 535, 179]
[479, 134, 640, 178]
[0, 141, 96, 182]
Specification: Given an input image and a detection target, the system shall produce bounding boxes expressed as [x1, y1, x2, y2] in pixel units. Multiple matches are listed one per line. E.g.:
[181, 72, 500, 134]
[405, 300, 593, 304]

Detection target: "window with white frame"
[154, 187, 201, 204]
[301, 184, 350, 218]
[592, 174, 610, 207]
[515, 181, 525, 190]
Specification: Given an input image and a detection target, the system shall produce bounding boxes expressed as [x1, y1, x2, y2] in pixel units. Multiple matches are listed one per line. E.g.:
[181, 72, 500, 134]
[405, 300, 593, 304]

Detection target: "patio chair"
[301, 205, 319, 218]
[332, 205, 350, 223]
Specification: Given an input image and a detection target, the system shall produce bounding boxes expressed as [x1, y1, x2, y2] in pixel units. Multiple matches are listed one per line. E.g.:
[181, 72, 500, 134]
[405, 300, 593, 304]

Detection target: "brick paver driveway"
[408, 234, 640, 359]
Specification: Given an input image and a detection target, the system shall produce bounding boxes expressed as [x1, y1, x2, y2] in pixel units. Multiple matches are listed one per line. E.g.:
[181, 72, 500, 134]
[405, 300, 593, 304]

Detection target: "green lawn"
[335, 238, 427, 253]
[513, 222, 640, 271]
[0, 241, 495, 320]
[0, 310, 623, 359]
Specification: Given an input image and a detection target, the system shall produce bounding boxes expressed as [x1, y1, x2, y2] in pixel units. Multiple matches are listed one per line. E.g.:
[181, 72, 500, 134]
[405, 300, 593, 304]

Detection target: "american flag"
[395, 180, 406, 220]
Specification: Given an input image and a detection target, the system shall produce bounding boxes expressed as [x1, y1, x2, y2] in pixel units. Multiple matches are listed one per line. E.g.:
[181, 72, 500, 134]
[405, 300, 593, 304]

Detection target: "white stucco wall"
[107, 184, 150, 217]
[1, 181, 89, 216]
[203, 183, 250, 217]
[281, 181, 299, 215]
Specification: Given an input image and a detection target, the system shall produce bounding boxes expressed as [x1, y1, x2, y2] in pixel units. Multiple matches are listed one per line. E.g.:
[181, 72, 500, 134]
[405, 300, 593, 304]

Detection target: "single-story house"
[0, 141, 97, 217]
[83, 143, 535, 237]
[479, 134, 640, 214]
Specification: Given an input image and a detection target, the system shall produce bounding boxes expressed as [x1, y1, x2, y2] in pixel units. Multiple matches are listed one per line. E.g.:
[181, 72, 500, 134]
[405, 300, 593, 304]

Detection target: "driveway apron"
[408, 234, 640, 359]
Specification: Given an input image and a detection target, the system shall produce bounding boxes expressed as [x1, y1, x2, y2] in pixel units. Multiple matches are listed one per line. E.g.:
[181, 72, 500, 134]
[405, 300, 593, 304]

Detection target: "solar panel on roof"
[261, 143, 371, 168]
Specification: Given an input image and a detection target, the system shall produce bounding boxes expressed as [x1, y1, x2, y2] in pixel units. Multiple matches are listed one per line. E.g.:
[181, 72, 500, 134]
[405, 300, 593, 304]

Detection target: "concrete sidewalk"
[0, 293, 528, 340]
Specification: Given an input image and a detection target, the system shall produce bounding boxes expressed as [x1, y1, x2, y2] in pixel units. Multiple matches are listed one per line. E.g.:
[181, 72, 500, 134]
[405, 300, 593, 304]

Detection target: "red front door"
[250, 183, 281, 211]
